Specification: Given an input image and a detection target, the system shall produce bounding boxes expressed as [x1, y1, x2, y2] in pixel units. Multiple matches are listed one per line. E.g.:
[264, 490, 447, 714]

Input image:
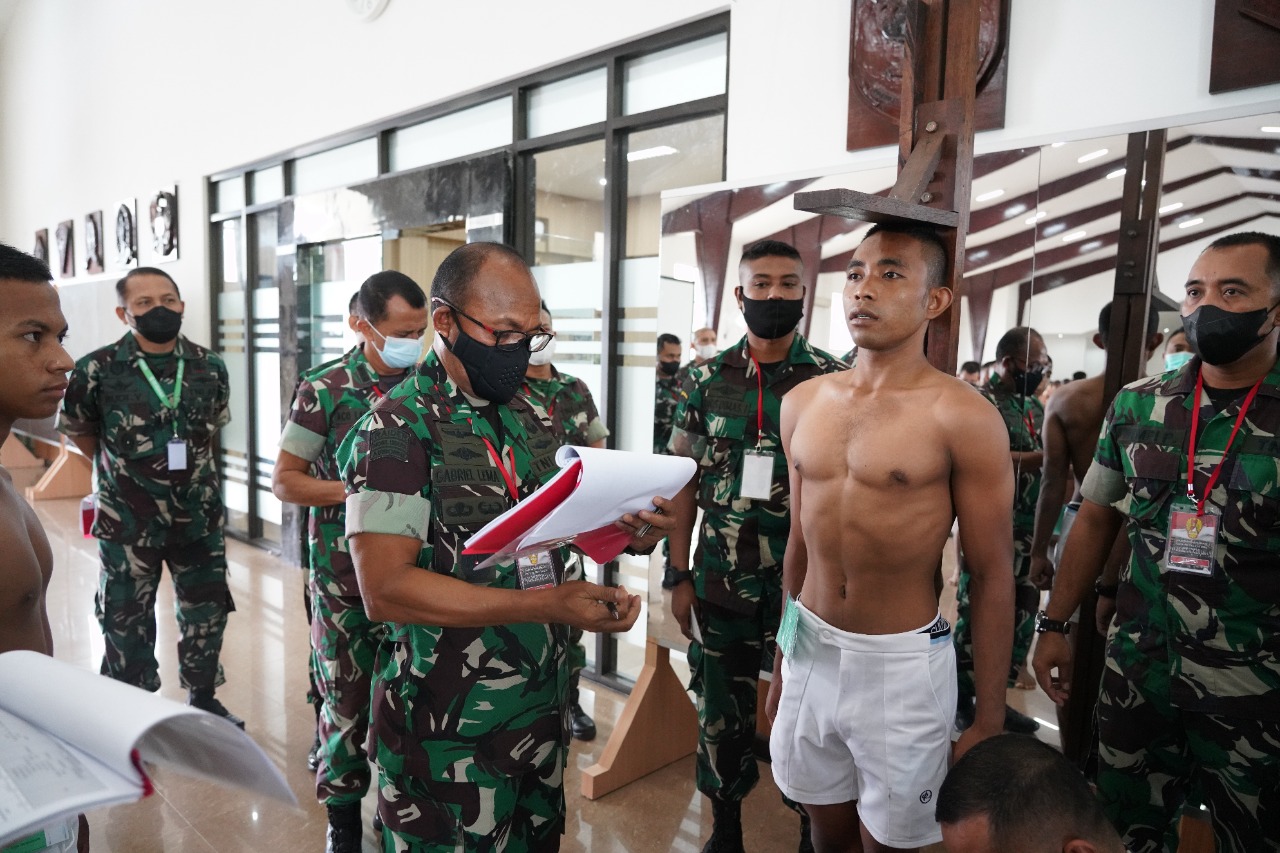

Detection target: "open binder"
[463, 446, 696, 568]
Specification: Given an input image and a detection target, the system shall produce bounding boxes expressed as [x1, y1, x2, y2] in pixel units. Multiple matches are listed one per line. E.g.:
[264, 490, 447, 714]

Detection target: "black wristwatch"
[662, 566, 693, 590]
[1035, 610, 1073, 635]
[1093, 579, 1119, 599]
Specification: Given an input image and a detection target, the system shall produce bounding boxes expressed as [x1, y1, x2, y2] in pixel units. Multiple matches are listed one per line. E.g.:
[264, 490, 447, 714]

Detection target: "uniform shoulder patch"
[369, 428, 412, 462]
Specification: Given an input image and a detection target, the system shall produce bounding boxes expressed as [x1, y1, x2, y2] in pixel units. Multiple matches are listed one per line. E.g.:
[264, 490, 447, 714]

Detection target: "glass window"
[525, 68, 607, 139]
[532, 139, 607, 268]
[390, 97, 513, 172]
[292, 138, 379, 195]
[625, 114, 725, 258]
[215, 219, 249, 537]
[252, 165, 286, 204]
[214, 176, 245, 213]
[623, 33, 727, 116]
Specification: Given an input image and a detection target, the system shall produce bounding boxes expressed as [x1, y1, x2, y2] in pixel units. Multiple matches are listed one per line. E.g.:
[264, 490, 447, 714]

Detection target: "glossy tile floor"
[33, 493, 1058, 852]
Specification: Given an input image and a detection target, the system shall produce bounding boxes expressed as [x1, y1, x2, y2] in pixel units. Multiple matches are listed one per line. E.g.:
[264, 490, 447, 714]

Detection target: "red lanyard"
[748, 356, 765, 448]
[1186, 368, 1262, 516]
[481, 437, 519, 500]
[1024, 409, 1039, 445]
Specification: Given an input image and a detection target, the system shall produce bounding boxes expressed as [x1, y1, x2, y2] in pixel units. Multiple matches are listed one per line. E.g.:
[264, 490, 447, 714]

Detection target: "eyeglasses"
[435, 298, 555, 353]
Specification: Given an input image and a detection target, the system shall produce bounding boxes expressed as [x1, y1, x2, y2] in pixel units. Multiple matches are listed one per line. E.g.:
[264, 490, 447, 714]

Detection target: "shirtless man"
[0, 242, 85, 851]
[1028, 302, 1163, 636]
[766, 223, 1015, 853]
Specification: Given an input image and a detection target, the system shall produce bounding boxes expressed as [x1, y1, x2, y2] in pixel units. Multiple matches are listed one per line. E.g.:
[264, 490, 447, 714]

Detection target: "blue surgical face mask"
[368, 325, 422, 370]
[1164, 351, 1194, 372]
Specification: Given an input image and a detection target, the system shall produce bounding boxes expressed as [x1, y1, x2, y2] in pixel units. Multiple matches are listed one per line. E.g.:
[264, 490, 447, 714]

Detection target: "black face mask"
[1010, 367, 1045, 397]
[443, 324, 530, 404]
[740, 293, 804, 340]
[130, 305, 183, 344]
[1184, 303, 1277, 367]
[659, 360, 680, 376]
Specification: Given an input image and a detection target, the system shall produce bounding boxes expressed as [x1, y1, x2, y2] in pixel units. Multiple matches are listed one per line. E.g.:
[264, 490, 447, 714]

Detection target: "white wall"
[0, 0, 725, 355]
[4, 0, 1280, 359]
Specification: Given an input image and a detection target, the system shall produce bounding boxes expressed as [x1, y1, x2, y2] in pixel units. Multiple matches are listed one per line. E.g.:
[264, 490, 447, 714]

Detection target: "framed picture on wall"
[114, 198, 137, 269]
[55, 220, 74, 279]
[149, 186, 178, 262]
[84, 210, 104, 274]
[33, 229, 49, 264]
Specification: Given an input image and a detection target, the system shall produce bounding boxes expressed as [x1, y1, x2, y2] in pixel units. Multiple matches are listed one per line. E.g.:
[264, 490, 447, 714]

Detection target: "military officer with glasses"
[338, 242, 673, 852]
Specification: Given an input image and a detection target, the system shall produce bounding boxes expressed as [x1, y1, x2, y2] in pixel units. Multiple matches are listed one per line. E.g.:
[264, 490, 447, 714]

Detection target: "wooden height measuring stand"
[797, 0, 982, 374]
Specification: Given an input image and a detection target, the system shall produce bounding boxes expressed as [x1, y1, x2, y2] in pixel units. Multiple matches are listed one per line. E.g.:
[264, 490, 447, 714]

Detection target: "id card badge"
[740, 449, 774, 500]
[517, 550, 559, 591]
[167, 438, 188, 471]
[1163, 500, 1219, 576]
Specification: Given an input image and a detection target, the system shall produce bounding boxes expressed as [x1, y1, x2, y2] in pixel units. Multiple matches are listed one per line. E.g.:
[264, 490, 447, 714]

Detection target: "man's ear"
[926, 286, 954, 319]
[432, 303, 455, 339]
[734, 285, 745, 311]
[1092, 333, 1104, 351]
[115, 306, 128, 326]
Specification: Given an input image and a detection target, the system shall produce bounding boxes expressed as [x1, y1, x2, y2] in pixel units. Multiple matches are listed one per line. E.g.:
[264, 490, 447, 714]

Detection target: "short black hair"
[936, 735, 1119, 852]
[994, 327, 1043, 361]
[658, 333, 681, 352]
[348, 291, 360, 316]
[0, 243, 52, 284]
[960, 360, 981, 374]
[358, 270, 426, 324]
[862, 222, 949, 288]
[981, 360, 995, 370]
[1203, 231, 1280, 294]
[740, 240, 802, 265]
[1167, 326, 1187, 342]
[1097, 300, 1160, 347]
[430, 242, 527, 308]
[116, 267, 180, 305]
[1072, 370, 1087, 380]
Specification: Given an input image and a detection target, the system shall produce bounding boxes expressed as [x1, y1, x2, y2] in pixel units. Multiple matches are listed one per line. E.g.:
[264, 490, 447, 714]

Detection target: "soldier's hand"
[615, 496, 676, 554]
[1095, 596, 1116, 637]
[553, 580, 641, 633]
[1031, 630, 1073, 706]
[1029, 553, 1055, 590]
[952, 722, 1001, 763]
[669, 579, 699, 642]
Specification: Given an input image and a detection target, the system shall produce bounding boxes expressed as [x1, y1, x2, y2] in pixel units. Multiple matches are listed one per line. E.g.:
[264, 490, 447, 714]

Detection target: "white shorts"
[769, 600, 957, 849]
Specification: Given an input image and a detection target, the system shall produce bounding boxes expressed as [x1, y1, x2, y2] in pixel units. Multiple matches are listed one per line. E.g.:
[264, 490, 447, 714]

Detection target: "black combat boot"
[1004, 704, 1041, 734]
[568, 682, 597, 741]
[702, 798, 744, 853]
[188, 688, 245, 729]
[325, 802, 362, 853]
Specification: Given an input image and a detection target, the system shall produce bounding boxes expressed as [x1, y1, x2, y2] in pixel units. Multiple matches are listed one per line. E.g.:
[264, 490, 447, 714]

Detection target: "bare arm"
[589, 438, 607, 450]
[1031, 497, 1124, 704]
[951, 395, 1017, 758]
[766, 392, 807, 722]
[1029, 395, 1072, 582]
[272, 449, 345, 507]
[350, 532, 641, 632]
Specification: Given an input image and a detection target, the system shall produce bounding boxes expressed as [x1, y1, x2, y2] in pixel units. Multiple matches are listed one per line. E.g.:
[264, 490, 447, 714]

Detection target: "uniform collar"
[1165, 352, 1280, 401]
[348, 344, 391, 389]
[720, 332, 820, 375]
[117, 331, 195, 362]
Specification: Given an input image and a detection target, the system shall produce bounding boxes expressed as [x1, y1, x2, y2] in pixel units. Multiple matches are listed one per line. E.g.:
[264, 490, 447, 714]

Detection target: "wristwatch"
[1093, 579, 1119, 598]
[1035, 610, 1073, 635]
[662, 566, 693, 590]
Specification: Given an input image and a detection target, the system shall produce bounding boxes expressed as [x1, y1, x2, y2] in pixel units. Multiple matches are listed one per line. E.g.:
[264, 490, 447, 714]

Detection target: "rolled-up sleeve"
[339, 407, 433, 546]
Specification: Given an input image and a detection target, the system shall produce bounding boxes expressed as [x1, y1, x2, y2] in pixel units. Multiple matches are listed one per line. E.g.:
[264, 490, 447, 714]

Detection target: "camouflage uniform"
[293, 349, 358, 722]
[521, 368, 609, 691]
[1081, 357, 1280, 853]
[668, 334, 846, 802]
[654, 373, 681, 454]
[279, 345, 404, 806]
[953, 376, 1043, 698]
[58, 333, 232, 692]
[338, 351, 577, 852]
